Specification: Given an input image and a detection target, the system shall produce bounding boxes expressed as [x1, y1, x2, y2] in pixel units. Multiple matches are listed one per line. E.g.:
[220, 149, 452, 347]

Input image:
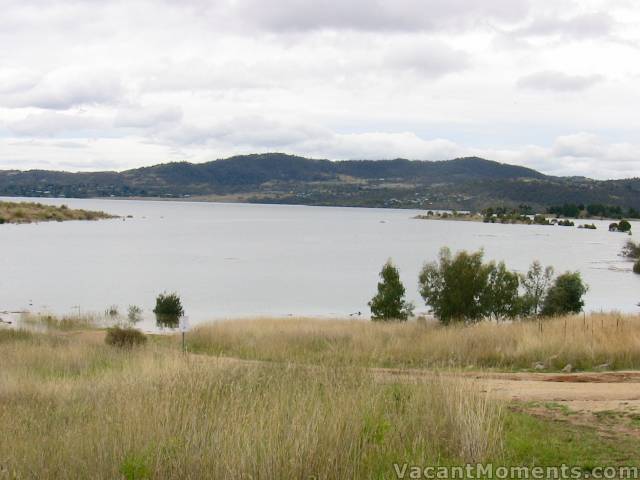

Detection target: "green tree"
[153, 292, 184, 327]
[482, 262, 521, 321]
[368, 260, 413, 321]
[618, 220, 632, 232]
[520, 261, 554, 316]
[540, 272, 588, 316]
[418, 248, 493, 324]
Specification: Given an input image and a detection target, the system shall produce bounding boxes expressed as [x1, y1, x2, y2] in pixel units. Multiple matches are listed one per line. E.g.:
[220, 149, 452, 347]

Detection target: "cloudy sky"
[1, 0, 639, 178]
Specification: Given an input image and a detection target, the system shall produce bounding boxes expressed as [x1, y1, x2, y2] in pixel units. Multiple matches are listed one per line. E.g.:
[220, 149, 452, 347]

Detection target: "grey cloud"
[234, 0, 530, 32]
[517, 71, 604, 92]
[517, 12, 614, 40]
[384, 42, 470, 77]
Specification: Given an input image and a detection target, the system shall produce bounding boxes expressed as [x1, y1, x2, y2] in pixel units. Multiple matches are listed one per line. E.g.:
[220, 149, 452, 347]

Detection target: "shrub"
[634, 260, 640, 275]
[153, 292, 184, 317]
[127, 305, 143, 323]
[105, 326, 147, 348]
[368, 260, 413, 321]
[105, 305, 119, 318]
[610, 220, 632, 233]
[541, 272, 588, 317]
[419, 248, 522, 324]
[622, 240, 640, 259]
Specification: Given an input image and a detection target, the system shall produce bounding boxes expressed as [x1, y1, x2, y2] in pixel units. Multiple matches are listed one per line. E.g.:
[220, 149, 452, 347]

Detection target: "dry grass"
[0, 329, 502, 479]
[19, 312, 104, 331]
[0, 200, 115, 224]
[189, 313, 640, 371]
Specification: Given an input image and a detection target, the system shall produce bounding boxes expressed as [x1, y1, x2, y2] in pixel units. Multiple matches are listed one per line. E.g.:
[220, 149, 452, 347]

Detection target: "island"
[0, 201, 116, 224]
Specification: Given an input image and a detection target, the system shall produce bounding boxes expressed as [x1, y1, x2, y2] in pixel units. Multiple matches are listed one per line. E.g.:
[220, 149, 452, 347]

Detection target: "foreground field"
[189, 313, 640, 371]
[2, 314, 640, 478]
[1, 329, 501, 479]
[0, 200, 116, 224]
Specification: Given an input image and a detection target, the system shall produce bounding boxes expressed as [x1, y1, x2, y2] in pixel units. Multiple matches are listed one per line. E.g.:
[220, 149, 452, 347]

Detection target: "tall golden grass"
[189, 313, 640, 371]
[0, 330, 502, 479]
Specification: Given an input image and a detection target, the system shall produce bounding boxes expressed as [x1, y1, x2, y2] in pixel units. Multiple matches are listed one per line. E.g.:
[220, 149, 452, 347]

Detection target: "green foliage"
[105, 327, 147, 348]
[483, 262, 521, 320]
[419, 248, 499, 324]
[520, 261, 554, 316]
[533, 215, 551, 225]
[541, 272, 588, 317]
[368, 260, 413, 321]
[120, 452, 151, 480]
[609, 220, 632, 232]
[633, 260, 640, 275]
[153, 292, 184, 318]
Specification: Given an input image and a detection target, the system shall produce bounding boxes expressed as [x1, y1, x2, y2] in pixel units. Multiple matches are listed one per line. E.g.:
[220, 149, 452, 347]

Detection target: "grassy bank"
[2, 322, 639, 478]
[0, 200, 116, 224]
[0, 329, 501, 479]
[189, 314, 640, 371]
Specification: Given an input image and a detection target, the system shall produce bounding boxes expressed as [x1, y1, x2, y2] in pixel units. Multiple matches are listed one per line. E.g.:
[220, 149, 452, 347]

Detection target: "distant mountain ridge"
[1, 153, 639, 211]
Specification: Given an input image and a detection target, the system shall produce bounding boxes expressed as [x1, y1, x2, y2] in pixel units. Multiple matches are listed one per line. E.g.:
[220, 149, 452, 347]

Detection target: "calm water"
[1, 197, 638, 330]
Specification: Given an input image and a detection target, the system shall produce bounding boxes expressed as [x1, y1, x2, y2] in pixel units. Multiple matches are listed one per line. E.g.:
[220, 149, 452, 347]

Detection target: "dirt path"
[373, 367, 640, 412]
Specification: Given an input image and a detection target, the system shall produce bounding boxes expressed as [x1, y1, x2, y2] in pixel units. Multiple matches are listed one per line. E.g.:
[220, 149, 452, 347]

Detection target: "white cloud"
[1, 68, 125, 110]
[0, 0, 639, 179]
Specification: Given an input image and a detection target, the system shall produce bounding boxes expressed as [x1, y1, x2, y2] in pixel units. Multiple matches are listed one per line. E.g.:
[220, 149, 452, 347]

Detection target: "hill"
[1, 153, 639, 211]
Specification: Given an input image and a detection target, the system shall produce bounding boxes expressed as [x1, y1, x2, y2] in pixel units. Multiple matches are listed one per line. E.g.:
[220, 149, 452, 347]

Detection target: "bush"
[153, 292, 184, 317]
[622, 241, 640, 259]
[127, 305, 143, 323]
[541, 272, 588, 317]
[610, 220, 632, 233]
[634, 260, 640, 275]
[368, 260, 413, 321]
[419, 248, 521, 324]
[105, 326, 147, 348]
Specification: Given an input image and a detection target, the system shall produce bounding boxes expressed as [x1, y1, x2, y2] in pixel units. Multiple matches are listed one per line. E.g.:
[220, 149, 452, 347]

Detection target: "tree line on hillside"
[547, 203, 640, 219]
[369, 248, 588, 323]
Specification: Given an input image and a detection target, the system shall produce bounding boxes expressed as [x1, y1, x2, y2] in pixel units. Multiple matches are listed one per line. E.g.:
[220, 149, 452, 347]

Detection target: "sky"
[0, 0, 639, 179]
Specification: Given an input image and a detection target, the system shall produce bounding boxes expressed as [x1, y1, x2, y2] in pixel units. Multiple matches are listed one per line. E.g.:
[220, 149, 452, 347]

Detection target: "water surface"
[1, 197, 638, 330]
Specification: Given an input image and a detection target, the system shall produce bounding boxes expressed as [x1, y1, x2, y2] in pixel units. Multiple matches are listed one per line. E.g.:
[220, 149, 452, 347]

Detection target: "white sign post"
[179, 316, 190, 353]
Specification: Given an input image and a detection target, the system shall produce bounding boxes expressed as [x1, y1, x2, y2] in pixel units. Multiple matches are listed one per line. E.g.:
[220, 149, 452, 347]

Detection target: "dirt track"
[373, 367, 640, 414]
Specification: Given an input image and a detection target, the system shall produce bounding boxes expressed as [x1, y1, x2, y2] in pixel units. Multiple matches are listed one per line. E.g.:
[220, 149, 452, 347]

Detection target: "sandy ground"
[373, 367, 640, 413]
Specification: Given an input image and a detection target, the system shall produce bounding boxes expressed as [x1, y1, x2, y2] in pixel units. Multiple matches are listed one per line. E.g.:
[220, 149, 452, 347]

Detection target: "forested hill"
[1, 153, 639, 211]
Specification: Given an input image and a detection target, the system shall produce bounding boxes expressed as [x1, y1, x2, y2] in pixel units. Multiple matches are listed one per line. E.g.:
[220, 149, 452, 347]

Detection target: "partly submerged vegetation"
[0, 200, 115, 224]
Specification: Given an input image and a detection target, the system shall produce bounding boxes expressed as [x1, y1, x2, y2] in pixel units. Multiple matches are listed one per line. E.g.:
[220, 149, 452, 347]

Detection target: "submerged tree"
[368, 260, 413, 321]
[540, 272, 588, 316]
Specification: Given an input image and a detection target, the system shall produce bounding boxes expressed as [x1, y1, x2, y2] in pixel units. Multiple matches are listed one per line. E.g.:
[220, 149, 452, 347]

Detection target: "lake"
[1, 197, 638, 330]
